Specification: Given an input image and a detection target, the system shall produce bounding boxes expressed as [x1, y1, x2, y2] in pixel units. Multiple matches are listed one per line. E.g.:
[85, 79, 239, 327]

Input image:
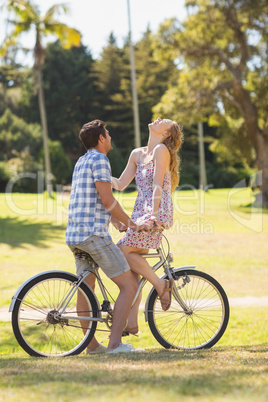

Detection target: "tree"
[4, 0, 81, 195]
[135, 28, 178, 145]
[0, 108, 42, 159]
[0, 48, 27, 116]
[94, 33, 134, 159]
[153, 0, 268, 204]
[0, 108, 42, 192]
[18, 41, 97, 160]
[94, 30, 180, 160]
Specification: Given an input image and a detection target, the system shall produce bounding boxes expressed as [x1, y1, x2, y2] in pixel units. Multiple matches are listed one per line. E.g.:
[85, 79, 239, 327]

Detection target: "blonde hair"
[161, 122, 183, 192]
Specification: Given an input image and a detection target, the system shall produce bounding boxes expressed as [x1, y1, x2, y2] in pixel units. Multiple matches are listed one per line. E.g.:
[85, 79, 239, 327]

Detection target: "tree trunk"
[232, 82, 268, 206]
[36, 65, 53, 197]
[255, 132, 268, 207]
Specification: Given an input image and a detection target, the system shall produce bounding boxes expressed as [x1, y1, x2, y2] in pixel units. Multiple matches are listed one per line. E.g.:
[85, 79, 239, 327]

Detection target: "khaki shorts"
[68, 235, 130, 279]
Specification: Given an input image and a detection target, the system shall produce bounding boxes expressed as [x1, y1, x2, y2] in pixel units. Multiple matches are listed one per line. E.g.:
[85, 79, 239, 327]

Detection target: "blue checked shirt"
[66, 149, 112, 245]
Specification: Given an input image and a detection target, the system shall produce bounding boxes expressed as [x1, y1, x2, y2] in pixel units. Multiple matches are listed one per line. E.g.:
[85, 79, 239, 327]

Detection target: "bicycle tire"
[12, 271, 99, 357]
[147, 270, 229, 350]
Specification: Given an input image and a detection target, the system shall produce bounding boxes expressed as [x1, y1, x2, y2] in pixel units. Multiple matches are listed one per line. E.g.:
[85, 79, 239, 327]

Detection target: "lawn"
[0, 344, 267, 402]
[0, 189, 267, 401]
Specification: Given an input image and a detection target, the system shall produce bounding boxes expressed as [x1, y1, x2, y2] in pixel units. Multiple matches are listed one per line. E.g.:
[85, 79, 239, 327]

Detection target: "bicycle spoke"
[13, 274, 98, 356]
[148, 271, 229, 350]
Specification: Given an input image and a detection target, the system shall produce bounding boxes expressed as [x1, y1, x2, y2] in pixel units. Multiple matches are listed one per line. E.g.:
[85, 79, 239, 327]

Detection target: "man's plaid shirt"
[66, 148, 112, 245]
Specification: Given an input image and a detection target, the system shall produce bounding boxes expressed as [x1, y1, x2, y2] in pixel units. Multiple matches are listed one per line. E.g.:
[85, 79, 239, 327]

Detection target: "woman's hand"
[150, 215, 164, 231]
[131, 221, 153, 232]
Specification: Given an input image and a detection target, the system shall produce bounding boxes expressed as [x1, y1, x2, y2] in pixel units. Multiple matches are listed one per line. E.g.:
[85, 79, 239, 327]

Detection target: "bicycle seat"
[73, 248, 96, 263]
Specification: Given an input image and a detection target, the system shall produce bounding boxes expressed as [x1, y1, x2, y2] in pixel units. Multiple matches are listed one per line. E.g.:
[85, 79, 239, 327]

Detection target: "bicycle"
[9, 236, 229, 357]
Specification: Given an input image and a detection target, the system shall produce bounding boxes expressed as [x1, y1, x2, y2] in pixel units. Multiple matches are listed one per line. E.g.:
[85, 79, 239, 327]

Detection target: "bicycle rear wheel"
[12, 271, 99, 357]
[147, 270, 229, 350]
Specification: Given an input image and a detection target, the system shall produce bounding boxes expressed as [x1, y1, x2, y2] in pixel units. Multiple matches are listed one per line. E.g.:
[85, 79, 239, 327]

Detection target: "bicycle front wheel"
[147, 270, 229, 350]
[12, 271, 99, 357]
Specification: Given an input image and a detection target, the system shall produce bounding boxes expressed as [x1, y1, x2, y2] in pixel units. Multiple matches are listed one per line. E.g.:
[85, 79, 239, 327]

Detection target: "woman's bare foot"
[158, 279, 174, 311]
[123, 326, 139, 337]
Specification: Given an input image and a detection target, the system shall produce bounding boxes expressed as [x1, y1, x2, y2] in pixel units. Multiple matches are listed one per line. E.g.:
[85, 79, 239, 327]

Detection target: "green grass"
[1, 306, 268, 355]
[0, 189, 267, 306]
[0, 190, 268, 401]
[0, 343, 267, 401]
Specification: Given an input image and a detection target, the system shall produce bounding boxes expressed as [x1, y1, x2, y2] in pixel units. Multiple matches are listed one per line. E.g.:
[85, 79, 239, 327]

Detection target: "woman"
[112, 117, 183, 336]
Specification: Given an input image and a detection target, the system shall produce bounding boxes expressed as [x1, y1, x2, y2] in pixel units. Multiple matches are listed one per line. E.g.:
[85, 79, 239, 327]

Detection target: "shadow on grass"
[0, 216, 65, 248]
[238, 204, 268, 213]
[1, 344, 267, 361]
[0, 346, 267, 399]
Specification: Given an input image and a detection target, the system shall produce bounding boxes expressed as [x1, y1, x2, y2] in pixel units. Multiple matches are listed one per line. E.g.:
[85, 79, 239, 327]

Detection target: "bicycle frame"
[9, 246, 196, 326]
[60, 246, 196, 323]
[46, 249, 168, 323]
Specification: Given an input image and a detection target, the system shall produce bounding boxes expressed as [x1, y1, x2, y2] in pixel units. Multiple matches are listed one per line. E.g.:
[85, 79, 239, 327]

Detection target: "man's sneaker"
[107, 343, 145, 354]
[86, 343, 107, 355]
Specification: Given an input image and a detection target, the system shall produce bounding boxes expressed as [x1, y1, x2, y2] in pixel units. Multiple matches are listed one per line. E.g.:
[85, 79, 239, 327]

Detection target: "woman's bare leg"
[119, 245, 171, 314]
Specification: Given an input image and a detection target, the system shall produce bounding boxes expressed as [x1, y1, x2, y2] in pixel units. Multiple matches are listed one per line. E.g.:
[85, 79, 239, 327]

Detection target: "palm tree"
[4, 0, 81, 196]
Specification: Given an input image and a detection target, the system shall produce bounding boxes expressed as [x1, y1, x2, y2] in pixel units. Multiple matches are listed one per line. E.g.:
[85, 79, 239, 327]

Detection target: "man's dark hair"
[79, 119, 107, 150]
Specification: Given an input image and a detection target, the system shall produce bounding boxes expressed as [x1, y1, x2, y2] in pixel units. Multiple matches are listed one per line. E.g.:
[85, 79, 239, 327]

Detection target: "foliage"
[39, 140, 73, 185]
[0, 162, 11, 192]
[0, 58, 27, 115]
[93, 30, 181, 160]
[93, 33, 134, 159]
[0, 108, 42, 160]
[1, 1, 267, 190]
[6, 148, 42, 193]
[4, 0, 82, 195]
[0, 109, 43, 192]
[135, 29, 178, 146]
[19, 42, 97, 159]
[152, 0, 268, 201]
[18, 31, 180, 165]
[0, 109, 73, 190]
[0, 61, 26, 90]
[107, 141, 126, 179]
[5, 1, 81, 55]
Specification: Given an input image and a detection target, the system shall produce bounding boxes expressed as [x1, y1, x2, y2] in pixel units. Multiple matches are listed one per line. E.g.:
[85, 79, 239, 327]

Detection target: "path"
[1, 296, 268, 322]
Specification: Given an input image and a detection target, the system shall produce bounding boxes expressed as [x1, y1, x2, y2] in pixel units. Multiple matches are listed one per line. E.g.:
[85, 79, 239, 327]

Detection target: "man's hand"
[111, 216, 128, 232]
[118, 223, 128, 232]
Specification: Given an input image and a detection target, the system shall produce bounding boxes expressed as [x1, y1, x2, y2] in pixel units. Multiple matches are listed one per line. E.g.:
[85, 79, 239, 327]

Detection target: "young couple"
[66, 118, 183, 354]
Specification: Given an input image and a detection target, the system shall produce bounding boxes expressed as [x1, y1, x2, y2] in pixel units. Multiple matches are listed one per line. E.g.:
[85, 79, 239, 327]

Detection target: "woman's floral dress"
[117, 157, 173, 249]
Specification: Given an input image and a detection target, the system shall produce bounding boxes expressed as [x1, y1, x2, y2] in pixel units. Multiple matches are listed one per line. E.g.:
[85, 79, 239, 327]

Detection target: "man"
[66, 119, 150, 354]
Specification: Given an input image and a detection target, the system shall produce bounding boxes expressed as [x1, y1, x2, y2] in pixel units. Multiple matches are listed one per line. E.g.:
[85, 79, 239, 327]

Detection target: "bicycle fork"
[159, 252, 193, 314]
[169, 272, 192, 313]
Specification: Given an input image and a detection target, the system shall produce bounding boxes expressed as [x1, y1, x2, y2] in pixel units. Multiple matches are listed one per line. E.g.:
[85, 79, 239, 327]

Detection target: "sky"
[0, 0, 187, 62]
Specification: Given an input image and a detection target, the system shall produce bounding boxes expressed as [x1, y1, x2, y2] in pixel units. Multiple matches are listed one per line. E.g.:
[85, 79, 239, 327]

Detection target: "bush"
[6, 149, 42, 193]
[179, 159, 253, 190]
[0, 109, 42, 160]
[39, 140, 73, 186]
[107, 141, 126, 178]
[0, 162, 12, 192]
